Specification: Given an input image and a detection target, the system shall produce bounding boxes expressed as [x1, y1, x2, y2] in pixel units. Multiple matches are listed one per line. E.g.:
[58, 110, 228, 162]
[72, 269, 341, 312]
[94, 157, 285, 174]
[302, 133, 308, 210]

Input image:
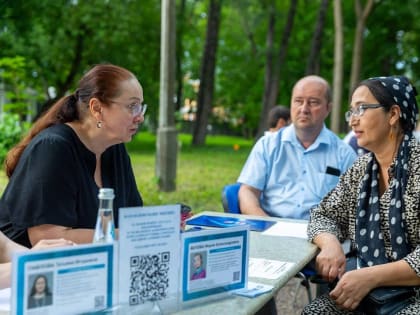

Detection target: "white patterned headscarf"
[355, 76, 418, 267]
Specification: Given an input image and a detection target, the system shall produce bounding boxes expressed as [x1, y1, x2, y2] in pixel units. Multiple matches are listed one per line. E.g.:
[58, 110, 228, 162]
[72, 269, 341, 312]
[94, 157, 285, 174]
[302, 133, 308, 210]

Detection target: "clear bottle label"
[93, 188, 116, 243]
[93, 209, 115, 243]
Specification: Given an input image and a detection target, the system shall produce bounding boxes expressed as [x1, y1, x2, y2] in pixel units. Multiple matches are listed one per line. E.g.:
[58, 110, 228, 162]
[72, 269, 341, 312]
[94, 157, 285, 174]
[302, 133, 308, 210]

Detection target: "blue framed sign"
[12, 243, 114, 315]
[181, 225, 249, 303]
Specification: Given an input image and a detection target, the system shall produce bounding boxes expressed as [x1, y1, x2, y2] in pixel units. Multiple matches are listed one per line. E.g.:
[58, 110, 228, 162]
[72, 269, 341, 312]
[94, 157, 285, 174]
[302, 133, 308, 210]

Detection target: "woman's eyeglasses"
[345, 104, 383, 122]
[111, 101, 147, 116]
[125, 103, 147, 116]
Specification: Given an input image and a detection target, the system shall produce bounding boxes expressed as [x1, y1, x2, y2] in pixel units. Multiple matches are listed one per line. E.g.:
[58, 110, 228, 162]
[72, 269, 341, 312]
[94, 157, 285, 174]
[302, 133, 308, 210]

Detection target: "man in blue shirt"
[238, 75, 357, 219]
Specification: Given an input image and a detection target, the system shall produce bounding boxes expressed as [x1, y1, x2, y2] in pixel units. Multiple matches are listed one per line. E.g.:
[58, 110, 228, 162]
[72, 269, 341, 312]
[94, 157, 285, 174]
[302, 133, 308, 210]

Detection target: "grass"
[0, 132, 254, 215]
[127, 132, 253, 214]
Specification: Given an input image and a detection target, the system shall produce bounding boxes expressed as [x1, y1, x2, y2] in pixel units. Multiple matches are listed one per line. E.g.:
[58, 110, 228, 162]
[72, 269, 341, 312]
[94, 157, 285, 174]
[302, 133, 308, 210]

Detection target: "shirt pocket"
[312, 172, 340, 200]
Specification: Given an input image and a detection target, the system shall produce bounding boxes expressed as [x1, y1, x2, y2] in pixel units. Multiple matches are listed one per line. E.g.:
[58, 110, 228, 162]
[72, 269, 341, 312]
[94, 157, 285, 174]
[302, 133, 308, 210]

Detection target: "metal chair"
[221, 183, 316, 303]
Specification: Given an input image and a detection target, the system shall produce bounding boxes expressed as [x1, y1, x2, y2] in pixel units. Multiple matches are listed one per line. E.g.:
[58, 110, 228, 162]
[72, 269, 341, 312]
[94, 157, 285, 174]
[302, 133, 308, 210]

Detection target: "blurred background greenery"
[128, 132, 252, 213]
[1, 1, 419, 143]
[0, 0, 419, 202]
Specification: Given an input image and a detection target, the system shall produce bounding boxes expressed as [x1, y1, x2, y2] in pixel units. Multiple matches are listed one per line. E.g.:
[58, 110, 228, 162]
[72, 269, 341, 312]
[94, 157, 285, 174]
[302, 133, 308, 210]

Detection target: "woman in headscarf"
[302, 76, 420, 314]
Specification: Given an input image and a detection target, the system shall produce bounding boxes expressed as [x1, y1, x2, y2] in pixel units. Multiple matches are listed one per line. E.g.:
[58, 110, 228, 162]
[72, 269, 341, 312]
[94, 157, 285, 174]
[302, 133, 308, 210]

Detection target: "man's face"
[290, 79, 330, 131]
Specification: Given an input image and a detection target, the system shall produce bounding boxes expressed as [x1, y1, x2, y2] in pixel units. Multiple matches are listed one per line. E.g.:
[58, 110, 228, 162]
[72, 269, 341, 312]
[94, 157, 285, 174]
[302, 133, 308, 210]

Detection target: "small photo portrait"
[27, 272, 53, 309]
[190, 251, 207, 281]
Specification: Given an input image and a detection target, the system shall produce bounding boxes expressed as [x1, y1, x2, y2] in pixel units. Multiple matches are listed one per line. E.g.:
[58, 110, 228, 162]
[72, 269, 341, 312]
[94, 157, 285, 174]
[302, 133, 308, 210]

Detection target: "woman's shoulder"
[37, 124, 75, 140]
[23, 124, 88, 161]
[29, 124, 81, 149]
[408, 138, 420, 171]
[344, 153, 371, 176]
[409, 138, 420, 156]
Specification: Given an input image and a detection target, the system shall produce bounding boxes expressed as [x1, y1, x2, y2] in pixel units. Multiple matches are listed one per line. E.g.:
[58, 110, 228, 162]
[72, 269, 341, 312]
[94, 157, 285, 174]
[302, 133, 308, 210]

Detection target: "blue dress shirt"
[237, 124, 357, 219]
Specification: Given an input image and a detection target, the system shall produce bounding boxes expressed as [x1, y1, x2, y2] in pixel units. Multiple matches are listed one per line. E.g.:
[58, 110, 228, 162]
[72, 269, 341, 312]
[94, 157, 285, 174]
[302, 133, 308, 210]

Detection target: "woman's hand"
[313, 233, 346, 282]
[329, 268, 373, 310]
[31, 238, 76, 250]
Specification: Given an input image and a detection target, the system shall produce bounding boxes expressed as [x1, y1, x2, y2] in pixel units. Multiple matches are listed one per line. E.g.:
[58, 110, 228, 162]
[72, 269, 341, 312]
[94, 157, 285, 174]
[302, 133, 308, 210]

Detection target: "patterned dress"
[302, 139, 420, 315]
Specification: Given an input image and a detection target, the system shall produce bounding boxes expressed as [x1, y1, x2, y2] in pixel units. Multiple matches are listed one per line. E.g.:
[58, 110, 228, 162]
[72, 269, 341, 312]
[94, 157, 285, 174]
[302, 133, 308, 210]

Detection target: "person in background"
[303, 76, 420, 314]
[343, 130, 369, 156]
[0, 64, 144, 247]
[265, 105, 291, 134]
[0, 231, 74, 289]
[238, 75, 357, 220]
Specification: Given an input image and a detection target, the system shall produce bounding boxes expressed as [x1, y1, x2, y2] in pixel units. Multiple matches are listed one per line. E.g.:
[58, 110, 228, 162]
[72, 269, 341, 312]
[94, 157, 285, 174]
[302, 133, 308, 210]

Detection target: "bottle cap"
[98, 188, 115, 200]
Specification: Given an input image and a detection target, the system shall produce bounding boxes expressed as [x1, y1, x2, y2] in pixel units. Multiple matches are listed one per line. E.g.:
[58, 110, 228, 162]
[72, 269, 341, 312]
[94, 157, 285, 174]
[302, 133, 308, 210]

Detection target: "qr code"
[129, 252, 170, 305]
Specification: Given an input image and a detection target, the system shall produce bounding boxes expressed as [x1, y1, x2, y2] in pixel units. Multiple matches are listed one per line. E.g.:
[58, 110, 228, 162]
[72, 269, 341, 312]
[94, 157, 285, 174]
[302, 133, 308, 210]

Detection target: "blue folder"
[186, 215, 275, 232]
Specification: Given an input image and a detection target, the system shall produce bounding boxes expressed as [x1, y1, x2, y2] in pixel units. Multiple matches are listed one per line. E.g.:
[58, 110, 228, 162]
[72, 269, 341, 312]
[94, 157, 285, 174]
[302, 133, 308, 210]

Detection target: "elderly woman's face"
[349, 86, 392, 152]
[101, 78, 144, 144]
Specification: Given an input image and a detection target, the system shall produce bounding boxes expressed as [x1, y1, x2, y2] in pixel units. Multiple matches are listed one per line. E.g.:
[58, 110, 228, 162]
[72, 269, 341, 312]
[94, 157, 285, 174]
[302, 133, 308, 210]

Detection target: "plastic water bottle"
[93, 188, 116, 243]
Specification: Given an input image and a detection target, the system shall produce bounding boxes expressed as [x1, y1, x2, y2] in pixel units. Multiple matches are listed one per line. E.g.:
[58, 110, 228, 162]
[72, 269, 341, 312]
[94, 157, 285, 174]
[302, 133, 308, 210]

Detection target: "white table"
[172, 211, 318, 315]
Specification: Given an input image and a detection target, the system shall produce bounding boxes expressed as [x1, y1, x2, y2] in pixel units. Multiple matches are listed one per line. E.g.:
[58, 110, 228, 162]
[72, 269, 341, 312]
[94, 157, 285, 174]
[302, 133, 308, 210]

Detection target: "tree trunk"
[331, 0, 343, 134]
[256, 0, 298, 140]
[175, 0, 186, 111]
[157, 0, 177, 191]
[192, 0, 222, 145]
[238, 3, 258, 58]
[349, 0, 375, 94]
[305, 0, 329, 75]
[257, 1, 276, 139]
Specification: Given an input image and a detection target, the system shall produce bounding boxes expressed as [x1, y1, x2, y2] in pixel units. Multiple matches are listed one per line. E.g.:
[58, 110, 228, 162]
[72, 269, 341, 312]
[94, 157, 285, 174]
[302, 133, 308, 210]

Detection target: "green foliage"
[0, 0, 161, 120]
[1, 0, 419, 138]
[0, 56, 38, 115]
[0, 113, 29, 164]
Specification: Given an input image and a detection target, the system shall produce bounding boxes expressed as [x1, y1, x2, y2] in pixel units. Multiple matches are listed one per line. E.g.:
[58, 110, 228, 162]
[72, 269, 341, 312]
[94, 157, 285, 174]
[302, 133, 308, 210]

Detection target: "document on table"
[248, 257, 295, 280]
[0, 288, 10, 311]
[233, 281, 273, 298]
[261, 221, 308, 239]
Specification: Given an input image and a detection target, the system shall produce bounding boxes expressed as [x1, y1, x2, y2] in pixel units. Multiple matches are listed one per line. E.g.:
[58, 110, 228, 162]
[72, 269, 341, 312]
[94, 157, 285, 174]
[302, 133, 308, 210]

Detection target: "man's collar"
[283, 124, 331, 148]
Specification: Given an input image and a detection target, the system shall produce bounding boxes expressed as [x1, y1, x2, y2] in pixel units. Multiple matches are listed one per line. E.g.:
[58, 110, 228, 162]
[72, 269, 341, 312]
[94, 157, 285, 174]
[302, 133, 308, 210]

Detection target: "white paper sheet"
[248, 257, 295, 280]
[232, 281, 273, 298]
[0, 288, 10, 311]
[261, 221, 308, 239]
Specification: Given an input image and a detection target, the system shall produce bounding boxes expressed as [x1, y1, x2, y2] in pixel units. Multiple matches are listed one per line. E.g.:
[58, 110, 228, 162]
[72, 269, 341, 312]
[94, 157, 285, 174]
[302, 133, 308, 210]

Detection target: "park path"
[275, 277, 316, 315]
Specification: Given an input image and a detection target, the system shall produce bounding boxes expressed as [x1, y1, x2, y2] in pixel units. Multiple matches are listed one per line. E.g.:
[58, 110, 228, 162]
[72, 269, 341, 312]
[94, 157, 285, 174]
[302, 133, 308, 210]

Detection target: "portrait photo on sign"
[27, 272, 53, 309]
[190, 252, 207, 281]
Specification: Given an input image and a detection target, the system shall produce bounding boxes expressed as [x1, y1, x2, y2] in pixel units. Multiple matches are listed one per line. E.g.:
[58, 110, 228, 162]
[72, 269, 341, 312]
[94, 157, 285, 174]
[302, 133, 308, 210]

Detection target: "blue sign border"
[14, 244, 114, 315]
[182, 228, 248, 302]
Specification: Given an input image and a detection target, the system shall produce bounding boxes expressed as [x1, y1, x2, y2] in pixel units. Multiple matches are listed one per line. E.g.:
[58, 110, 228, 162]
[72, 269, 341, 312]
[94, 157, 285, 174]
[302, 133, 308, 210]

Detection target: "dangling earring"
[97, 121, 102, 129]
[389, 125, 397, 140]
